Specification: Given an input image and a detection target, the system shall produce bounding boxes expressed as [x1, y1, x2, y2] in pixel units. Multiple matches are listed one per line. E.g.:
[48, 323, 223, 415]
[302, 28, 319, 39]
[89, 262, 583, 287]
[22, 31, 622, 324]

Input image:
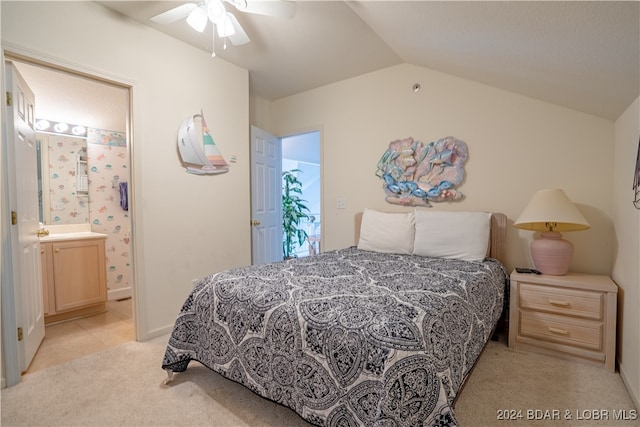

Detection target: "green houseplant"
[282, 169, 310, 259]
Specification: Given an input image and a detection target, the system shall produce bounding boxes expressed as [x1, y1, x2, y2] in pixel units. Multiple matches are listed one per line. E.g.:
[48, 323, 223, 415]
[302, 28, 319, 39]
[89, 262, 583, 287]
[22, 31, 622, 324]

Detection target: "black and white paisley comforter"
[162, 247, 507, 427]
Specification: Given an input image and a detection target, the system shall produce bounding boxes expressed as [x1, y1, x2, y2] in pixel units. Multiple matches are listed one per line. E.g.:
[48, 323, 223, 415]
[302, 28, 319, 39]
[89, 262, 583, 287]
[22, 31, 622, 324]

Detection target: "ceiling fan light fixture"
[217, 14, 236, 38]
[186, 5, 208, 32]
[207, 0, 227, 24]
[228, 0, 248, 11]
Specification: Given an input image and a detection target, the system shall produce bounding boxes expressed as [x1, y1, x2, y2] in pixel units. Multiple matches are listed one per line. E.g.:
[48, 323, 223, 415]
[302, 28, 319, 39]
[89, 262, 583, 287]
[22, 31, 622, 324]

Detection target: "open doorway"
[282, 131, 321, 258]
[8, 58, 134, 375]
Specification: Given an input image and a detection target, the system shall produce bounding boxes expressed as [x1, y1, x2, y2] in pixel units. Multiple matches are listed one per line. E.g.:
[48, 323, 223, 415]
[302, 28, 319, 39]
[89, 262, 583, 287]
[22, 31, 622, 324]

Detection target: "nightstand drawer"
[519, 283, 603, 320]
[509, 271, 617, 371]
[520, 311, 602, 351]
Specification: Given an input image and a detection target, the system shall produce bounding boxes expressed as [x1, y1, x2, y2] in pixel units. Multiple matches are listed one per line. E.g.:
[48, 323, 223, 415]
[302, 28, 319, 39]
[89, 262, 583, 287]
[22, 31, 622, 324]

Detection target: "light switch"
[336, 198, 346, 209]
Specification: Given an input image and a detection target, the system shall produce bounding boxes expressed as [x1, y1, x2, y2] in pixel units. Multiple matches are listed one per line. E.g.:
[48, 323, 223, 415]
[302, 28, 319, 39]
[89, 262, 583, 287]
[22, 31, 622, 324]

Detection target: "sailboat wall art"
[177, 111, 230, 175]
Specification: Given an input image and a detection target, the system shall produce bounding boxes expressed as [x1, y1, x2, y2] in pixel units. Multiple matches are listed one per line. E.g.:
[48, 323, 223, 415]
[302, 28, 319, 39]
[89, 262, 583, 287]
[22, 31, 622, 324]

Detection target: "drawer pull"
[548, 299, 570, 307]
[548, 326, 569, 335]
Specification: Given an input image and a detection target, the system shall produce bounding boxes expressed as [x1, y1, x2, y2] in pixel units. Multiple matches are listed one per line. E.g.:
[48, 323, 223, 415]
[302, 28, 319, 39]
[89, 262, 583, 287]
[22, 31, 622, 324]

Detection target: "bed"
[162, 210, 508, 426]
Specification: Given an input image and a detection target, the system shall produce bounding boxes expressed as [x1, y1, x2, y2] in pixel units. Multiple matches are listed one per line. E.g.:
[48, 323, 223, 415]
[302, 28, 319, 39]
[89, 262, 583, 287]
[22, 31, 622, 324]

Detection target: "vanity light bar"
[36, 118, 87, 138]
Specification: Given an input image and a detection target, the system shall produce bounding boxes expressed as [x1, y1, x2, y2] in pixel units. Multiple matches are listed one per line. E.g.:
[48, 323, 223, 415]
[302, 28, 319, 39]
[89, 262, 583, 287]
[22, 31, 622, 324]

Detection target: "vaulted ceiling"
[99, 1, 639, 120]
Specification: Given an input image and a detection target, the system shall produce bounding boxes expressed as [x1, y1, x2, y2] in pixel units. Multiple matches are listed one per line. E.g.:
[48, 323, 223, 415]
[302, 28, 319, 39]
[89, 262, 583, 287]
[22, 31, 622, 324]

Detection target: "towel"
[119, 182, 128, 211]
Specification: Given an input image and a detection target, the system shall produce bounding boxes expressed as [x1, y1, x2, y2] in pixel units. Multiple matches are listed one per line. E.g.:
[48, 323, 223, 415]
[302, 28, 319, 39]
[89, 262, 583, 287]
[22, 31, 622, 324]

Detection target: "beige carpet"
[2, 336, 637, 426]
[454, 338, 638, 427]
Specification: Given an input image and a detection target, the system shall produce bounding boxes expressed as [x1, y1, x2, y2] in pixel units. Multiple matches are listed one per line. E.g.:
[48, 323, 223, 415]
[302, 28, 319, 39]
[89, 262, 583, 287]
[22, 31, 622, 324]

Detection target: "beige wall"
[613, 96, 640, 408]
[268, 63, 638, 405]
[269, 64, 615, 275]
[1, 1, 251, 342]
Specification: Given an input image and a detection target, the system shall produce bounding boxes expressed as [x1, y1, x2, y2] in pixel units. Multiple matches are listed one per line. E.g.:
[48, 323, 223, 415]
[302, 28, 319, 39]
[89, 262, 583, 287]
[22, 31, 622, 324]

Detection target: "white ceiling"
[98, 1, 639, 120]
[13, 61, 128, 131]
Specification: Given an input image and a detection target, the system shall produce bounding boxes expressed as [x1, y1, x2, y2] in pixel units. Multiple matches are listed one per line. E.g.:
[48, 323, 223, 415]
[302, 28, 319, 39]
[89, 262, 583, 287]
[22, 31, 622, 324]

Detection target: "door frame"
[1, 45, 139, 387]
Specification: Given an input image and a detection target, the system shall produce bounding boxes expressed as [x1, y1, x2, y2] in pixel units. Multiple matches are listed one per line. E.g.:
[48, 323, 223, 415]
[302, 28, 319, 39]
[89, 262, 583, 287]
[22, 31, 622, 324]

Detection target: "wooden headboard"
[354, 212, 507, 265]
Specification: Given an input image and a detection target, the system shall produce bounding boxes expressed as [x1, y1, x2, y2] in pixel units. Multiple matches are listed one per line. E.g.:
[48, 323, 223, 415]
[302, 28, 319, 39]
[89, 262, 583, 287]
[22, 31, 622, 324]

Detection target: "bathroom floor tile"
[24, 299, 133, 375]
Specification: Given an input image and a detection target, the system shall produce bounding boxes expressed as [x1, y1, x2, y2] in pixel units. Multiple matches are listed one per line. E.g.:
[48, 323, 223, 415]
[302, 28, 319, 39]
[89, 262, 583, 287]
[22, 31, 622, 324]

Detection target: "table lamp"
[514, 189, 590, 275]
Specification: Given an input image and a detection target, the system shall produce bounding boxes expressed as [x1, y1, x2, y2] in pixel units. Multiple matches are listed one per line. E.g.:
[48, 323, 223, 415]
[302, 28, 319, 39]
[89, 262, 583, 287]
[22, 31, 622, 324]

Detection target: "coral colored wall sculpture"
[376, 136, 468, 207]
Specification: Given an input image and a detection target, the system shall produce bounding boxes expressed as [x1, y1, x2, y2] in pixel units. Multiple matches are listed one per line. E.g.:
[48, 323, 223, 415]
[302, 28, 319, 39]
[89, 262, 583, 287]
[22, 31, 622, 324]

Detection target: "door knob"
[251, 220, 261, 226]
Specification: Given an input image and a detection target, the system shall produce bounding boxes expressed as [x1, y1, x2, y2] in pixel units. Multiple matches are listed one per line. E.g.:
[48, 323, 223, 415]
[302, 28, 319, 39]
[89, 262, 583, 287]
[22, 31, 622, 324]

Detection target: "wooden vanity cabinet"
[40, 237, 107, 324]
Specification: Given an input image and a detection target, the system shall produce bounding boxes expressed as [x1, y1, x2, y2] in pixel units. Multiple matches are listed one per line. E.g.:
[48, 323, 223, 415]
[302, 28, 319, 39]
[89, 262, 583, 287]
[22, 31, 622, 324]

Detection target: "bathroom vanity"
[40, 225, 108, 324]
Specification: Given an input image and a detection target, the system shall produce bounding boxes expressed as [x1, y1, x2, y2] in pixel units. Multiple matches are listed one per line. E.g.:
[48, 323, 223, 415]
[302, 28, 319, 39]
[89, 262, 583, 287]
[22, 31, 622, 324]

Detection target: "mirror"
[37, 132, 90, 225]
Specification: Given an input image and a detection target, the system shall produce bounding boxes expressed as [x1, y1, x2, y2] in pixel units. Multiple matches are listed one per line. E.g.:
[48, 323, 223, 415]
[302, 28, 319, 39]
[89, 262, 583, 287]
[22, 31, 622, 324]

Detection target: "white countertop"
[39, 224, 107, 242]
[40, 231, 108, 242]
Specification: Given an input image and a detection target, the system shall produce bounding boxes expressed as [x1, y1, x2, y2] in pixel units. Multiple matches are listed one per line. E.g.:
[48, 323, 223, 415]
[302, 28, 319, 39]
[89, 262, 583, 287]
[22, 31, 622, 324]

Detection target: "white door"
[5, 61, 45, 372]
[250, 126, 282, 264]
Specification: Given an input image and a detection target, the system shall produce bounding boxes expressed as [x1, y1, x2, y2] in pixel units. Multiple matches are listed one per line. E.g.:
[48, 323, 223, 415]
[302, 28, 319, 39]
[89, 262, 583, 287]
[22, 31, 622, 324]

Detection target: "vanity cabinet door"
[40, 243, 53, 316]
[51, 238, 107, 313]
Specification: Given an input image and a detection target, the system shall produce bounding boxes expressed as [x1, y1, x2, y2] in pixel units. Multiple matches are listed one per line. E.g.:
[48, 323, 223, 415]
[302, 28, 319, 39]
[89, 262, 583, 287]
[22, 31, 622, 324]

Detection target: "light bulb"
[71, 125, 86, 136]
[54, 122, 69, 133]
[36, 119, 50, 130]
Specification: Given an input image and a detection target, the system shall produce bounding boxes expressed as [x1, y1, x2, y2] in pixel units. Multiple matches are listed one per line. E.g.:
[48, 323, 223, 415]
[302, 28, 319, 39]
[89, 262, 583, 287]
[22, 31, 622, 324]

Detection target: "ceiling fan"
[151, 0, 296, 56]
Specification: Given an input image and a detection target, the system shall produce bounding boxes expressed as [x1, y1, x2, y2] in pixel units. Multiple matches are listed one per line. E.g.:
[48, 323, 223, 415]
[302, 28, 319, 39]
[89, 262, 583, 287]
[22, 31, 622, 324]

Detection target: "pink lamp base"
[531, 231, 573, 275]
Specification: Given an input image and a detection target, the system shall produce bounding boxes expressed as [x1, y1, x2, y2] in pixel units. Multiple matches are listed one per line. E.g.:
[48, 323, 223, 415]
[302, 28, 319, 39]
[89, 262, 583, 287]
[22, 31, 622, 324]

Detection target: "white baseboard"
[144, 324, 174, 342]
[619, 361, 640, 410]
[108, 287, 132, 301]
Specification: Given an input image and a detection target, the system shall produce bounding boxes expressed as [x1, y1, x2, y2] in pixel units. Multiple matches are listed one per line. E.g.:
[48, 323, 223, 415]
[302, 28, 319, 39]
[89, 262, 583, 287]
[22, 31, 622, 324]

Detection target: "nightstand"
[508, 271, 618, 372]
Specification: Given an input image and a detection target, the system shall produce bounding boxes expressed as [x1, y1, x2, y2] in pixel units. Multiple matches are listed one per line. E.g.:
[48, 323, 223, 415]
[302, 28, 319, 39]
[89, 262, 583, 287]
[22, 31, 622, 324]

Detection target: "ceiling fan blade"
[226, 13, 250, 46]
[229, 0, 296, 19]
[150, 3, 198, 24]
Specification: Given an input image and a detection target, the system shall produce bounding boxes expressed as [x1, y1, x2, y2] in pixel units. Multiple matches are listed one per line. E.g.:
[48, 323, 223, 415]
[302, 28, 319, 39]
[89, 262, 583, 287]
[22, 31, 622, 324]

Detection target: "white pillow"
[413, 210, 491, 261]
[357, 209, 415, 255]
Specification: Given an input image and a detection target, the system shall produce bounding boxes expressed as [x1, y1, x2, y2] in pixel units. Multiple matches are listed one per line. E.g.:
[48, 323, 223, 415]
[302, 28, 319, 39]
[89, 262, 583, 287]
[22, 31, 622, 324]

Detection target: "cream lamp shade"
[514, 189, 590, 275]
